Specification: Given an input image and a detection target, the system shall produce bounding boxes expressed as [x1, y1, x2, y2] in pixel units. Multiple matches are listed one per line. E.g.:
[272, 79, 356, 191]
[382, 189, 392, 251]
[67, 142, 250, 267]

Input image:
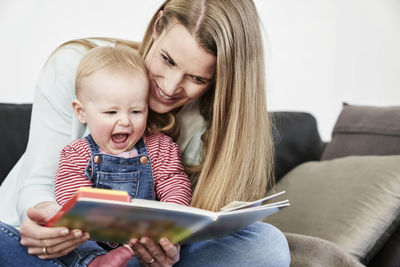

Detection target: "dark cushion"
[368, 223, 400, 267]
[0, 103, 32, 184]
[322, 103, 400, 160]
[271, 112, 325, 181]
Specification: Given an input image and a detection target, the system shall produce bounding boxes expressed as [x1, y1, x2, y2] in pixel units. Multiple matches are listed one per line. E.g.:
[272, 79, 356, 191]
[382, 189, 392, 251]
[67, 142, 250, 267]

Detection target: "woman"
[0, 0, 290, 266]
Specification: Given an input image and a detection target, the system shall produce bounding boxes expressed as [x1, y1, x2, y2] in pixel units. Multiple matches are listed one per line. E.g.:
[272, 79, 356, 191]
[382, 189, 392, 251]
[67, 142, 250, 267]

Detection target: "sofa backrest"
[0, 104, 325, 185]
[271, 112, 326, 181]
[0, 103, 32, 184]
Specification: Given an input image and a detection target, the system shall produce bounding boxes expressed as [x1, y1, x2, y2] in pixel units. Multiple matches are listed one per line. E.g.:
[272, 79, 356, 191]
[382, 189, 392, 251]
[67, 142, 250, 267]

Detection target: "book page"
[220, 191, 286, 212]
[182, 201, 289, 244]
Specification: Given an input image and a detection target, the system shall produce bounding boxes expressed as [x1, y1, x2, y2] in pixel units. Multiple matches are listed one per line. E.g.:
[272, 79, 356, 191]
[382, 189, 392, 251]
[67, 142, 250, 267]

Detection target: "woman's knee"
[178, 222, 291, 267]
[250, 222, 291, 266]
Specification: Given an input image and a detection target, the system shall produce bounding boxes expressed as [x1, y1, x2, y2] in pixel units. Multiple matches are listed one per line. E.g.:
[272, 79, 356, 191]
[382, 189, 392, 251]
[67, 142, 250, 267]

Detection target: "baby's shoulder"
[143, 133, 174, 145]
[62, 138, 91, 156]
[144, 133, 180, 155]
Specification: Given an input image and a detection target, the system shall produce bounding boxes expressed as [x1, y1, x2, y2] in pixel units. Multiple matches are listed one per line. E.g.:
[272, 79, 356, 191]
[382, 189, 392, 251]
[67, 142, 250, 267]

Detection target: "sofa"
[1, 102, 399, 266]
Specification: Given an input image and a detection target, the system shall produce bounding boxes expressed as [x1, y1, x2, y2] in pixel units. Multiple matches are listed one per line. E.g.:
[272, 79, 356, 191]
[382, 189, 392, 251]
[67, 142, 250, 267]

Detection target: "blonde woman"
[0, 0, 290, 266]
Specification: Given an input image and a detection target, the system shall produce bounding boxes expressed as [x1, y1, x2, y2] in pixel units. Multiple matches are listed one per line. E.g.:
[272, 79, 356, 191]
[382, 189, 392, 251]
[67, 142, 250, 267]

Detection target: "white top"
[0, 40, 205, 227]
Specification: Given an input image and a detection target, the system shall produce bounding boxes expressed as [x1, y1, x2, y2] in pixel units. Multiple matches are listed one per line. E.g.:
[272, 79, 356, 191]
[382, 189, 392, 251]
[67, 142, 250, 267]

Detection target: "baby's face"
[79, 68, 149, 155]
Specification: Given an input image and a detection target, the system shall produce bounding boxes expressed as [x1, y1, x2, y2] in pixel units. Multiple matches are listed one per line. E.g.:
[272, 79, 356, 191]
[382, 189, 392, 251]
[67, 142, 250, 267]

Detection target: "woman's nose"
[163, 71, 184, 96]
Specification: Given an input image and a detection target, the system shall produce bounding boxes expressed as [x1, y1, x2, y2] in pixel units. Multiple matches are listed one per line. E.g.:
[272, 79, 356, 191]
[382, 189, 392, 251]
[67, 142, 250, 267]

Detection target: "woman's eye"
[192, 76, 206, 84]
[161, 54, 175, 66]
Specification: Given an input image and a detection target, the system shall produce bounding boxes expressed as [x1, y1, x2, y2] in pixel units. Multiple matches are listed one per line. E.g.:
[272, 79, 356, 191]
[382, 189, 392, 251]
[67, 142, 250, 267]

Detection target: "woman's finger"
[140, 237, 165, 263]
[20, 212, 71, 241]
[25, 231, 89, 256]
[27, 204, 60, 224]
[20, 228, 84, 248]
[129, 238, 158, 265]
[159, 238, 180, 263]
[28, 233, 89, 259]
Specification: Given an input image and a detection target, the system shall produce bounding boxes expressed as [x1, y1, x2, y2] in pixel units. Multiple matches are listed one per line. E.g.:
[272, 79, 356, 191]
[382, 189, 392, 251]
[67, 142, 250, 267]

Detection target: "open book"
[46, 188, 289, 244]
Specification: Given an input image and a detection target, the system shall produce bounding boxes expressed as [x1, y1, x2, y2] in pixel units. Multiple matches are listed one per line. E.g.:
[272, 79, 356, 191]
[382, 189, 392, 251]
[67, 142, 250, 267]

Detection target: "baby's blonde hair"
[75, 46, 148, 99]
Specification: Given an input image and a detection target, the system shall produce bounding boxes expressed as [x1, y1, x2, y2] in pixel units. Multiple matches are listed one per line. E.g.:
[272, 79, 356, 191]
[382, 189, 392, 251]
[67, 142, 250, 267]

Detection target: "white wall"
[1, 0, 399, 141]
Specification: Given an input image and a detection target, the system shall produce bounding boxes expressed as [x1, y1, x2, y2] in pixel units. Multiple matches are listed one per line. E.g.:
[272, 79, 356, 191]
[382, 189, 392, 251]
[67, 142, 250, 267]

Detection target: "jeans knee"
[254, 222, 291, 266]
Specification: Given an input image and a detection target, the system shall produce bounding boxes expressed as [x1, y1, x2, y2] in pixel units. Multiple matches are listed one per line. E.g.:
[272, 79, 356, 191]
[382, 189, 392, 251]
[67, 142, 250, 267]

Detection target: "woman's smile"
[152, 80, 179, 104]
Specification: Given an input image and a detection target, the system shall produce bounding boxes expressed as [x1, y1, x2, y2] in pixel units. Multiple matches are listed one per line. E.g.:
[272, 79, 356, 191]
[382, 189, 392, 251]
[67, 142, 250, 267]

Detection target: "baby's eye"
[131, 110, 140, 114]
[105, 111, 117, 114]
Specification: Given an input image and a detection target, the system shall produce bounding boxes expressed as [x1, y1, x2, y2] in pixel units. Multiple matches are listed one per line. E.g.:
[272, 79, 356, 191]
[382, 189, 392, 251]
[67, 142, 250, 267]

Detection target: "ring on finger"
[42, 246, 48, 255]
[146, 257, 155, 264]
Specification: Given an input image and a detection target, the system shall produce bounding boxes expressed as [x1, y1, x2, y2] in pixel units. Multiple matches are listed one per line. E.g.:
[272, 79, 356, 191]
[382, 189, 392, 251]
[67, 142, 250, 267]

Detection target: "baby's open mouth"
[111, 133, 128, 143]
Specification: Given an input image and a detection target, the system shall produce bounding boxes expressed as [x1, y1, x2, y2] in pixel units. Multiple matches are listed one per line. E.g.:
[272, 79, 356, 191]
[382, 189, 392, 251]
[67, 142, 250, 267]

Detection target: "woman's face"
[145, 23, 216, 114]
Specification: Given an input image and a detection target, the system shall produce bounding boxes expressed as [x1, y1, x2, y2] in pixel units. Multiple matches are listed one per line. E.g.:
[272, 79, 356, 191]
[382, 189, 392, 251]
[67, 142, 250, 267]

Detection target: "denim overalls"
[84, 134, 155, 201]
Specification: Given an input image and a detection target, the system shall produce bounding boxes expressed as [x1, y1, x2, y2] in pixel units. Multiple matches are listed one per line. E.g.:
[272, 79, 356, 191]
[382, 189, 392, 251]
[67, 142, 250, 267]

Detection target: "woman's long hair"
[140, 0, 275, 211]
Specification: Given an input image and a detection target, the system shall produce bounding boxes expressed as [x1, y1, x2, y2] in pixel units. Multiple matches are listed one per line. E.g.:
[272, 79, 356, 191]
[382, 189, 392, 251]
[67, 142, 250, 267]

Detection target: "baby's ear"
[72, 99, 86, 123]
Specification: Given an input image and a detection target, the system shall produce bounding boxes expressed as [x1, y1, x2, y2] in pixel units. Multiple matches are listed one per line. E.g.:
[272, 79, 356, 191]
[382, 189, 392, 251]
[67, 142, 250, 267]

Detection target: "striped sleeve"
[145, 134, 192, 206]
[54, 139, 93, 206]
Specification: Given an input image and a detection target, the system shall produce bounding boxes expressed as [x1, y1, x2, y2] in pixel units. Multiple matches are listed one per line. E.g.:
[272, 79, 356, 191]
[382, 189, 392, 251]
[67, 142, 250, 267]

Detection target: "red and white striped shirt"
[55, 133, 192, 207]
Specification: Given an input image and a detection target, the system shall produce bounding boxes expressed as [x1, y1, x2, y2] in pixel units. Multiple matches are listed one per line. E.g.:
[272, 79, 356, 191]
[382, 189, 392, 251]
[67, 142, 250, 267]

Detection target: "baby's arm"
[148, 134, 192, 206]
[55, 139, 93, 206]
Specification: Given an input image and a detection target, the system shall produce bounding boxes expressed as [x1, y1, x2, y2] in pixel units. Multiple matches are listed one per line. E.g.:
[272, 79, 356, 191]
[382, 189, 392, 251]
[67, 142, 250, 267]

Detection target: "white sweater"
[0, 40, 204, 226]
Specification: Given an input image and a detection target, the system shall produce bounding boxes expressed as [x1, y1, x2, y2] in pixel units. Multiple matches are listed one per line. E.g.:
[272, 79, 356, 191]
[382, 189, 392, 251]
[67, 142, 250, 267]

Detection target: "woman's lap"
[0, 221, 64, 266]
[1, 221, 290, 267]
[175, 222, 291, 267]
[0, 221, 106, 267]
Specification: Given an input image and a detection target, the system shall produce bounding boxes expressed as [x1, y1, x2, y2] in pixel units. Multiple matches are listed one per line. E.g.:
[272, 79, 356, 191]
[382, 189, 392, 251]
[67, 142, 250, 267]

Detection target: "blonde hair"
[140, 0, 275, 211]
[75, 46, 147, 99]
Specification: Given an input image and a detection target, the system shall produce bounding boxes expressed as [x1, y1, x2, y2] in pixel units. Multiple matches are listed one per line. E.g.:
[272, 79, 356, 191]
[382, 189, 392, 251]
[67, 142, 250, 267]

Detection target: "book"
[46, 187, 289, 244]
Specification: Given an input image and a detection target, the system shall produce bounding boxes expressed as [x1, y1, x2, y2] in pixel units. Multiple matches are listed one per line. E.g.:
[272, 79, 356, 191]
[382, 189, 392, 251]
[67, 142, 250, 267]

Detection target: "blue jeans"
[0, 221, 290, 267]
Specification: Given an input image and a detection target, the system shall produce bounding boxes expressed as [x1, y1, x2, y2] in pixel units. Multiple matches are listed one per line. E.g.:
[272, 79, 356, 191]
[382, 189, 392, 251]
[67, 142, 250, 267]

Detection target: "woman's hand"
[129, 237, 180, 266]
[19, 201, 90, 259]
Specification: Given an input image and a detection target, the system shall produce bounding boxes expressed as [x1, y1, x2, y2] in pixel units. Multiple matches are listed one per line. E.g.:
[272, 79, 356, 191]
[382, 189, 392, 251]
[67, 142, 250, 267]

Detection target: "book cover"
[46, 188, 289, 244]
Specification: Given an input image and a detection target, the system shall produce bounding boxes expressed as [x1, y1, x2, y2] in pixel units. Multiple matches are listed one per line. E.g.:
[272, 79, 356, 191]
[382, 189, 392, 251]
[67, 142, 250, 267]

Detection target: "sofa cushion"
[271, 112, 325, 181]
[285, 233, 363, 267]
[322, 103, 400, 160]
[266, 155, 400, 264]
[0, 103, 32, 184]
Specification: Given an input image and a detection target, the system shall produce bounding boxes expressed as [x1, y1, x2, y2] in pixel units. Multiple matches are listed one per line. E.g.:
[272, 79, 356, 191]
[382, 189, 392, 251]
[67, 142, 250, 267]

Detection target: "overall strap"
[84, 134, 100, 154]
[84, 134, 100, 181]
[135, 138, 148, 155]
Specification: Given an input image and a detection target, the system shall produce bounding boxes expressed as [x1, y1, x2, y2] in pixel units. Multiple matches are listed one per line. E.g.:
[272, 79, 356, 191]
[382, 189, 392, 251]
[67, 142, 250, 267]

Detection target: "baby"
[54, 46, 192, 266]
